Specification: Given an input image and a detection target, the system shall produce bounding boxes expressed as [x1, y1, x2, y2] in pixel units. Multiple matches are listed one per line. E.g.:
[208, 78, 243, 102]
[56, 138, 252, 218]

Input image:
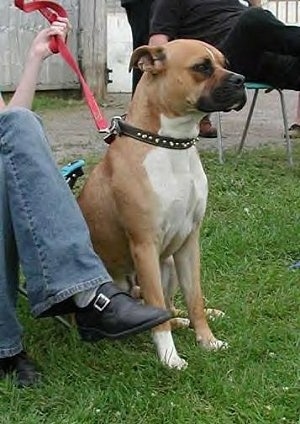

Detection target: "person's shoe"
[0, 351, 40, 388]
[75, 282, 171, 341]
[199, 116, 218, 138]
[0, 357, 10, 379]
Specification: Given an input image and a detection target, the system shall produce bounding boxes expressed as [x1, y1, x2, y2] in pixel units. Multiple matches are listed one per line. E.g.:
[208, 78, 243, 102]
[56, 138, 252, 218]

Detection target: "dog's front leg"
[173, 229, 227, 350]
[129, 240, 187, 369]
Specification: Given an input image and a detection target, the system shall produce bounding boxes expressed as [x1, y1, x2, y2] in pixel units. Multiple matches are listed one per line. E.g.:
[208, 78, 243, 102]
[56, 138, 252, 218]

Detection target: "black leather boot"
[75, 282, 171, 341]
[0, 351, 40, 388]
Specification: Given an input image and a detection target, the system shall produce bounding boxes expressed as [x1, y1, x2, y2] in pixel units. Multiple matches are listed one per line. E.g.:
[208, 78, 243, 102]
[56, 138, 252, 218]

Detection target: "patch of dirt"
[41, 91, 298, 164]
[40, 93, 130, 164]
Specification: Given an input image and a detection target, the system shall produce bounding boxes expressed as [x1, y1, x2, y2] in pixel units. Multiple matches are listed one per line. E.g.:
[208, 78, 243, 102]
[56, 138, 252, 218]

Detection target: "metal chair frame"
[216, 83, 293, 166]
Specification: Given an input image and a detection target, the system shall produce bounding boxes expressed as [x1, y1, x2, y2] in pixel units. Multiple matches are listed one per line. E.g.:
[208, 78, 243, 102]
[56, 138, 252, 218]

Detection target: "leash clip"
[103, 116, 123, 144]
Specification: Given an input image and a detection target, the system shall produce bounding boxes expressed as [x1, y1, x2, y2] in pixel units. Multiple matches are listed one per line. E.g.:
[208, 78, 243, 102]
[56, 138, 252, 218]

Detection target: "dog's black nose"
[227, 73, 245, 88]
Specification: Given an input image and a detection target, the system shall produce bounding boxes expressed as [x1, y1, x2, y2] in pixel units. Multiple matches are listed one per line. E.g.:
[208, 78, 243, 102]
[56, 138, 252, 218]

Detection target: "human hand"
[28, 17, 71, 60]
[148, 34, 169, 46]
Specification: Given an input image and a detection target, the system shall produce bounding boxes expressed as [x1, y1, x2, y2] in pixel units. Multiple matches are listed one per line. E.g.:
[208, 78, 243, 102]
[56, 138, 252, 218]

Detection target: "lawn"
[0, 143, 299, 424]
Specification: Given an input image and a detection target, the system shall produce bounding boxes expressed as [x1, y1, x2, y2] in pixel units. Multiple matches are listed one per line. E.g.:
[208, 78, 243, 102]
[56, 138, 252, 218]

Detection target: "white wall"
[0, 0, 79, 91]
[264, 0, 300, 23]
[107, 12, 132, 93]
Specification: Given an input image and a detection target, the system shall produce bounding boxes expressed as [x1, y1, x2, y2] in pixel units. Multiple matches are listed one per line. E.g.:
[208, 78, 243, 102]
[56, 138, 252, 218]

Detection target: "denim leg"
[0, 156, 23, 358]
[0, 108, 112, 317]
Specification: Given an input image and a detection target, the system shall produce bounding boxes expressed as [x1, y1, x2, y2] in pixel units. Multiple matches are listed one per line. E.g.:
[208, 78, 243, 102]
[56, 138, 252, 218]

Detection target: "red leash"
[14, 0, 109, 132]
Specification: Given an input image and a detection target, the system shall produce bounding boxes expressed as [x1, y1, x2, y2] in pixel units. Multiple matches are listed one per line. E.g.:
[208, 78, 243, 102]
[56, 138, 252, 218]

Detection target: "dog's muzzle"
[196, 72, 247, 113]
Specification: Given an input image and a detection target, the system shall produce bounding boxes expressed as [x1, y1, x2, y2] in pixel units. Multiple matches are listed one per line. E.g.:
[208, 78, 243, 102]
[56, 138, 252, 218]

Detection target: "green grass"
[1, 145, 300, 424]
[2, 91, 83, 111]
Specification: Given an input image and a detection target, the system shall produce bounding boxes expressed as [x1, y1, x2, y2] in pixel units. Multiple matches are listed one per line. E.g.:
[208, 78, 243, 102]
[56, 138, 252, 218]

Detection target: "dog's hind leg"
[161, 256, 180, 314]
[173, 228, 227, 351]
[129, 241, 187, 369]
[160, 256, 191, 330]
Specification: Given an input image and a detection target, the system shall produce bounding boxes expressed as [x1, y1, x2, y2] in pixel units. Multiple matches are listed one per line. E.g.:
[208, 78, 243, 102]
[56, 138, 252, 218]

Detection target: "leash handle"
[14, 0, 109, 131]
[15, 0, 67, 53]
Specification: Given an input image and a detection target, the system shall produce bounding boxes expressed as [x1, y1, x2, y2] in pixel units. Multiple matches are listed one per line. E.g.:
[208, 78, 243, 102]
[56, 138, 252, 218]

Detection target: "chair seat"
[245, 82, 273, 90]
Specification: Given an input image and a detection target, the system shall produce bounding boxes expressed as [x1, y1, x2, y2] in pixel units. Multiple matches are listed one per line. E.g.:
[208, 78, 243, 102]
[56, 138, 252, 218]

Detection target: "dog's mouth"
[196, 72, 247, 113]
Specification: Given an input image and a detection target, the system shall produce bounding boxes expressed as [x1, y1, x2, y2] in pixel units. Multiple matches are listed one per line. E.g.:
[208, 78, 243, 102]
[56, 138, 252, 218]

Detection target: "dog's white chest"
[143, 147, 207, 254]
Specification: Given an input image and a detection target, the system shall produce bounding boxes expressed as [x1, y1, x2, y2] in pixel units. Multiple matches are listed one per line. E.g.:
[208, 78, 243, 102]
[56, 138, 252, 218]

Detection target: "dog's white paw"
[208, 339, 228, 350]
[205, 308, 225, 321]
[163, 354, 188, 370]
[170, 317, 190, 330]
[200, 338, 228, 351]
[177, 318, 190, 327]
[153, 330, 188, 370]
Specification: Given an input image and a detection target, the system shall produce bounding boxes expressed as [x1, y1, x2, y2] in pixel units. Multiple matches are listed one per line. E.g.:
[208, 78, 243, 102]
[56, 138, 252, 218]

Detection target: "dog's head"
[130, 39, 246, 116]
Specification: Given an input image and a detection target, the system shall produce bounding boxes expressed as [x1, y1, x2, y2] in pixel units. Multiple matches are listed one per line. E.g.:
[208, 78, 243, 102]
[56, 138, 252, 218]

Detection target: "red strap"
[15, 0, 109, 131]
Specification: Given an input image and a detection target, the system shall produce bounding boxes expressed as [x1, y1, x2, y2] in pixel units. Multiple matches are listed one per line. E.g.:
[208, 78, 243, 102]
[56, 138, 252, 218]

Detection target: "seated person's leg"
[0, 155, 39, 387]
[0, 108, 170, 335]
[219, 8, 300, 80]
[288, 93, 300, 138]
[255, 52, 300, 91]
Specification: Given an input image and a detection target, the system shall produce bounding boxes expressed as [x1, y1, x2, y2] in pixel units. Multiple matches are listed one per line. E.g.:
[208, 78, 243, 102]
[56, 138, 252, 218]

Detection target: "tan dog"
[78, 39, 246, 369]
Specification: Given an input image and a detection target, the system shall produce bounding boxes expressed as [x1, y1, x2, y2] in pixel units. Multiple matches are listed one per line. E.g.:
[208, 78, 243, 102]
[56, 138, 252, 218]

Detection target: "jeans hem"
[0, 343, 23, 359]
[31, 276, 112, 317]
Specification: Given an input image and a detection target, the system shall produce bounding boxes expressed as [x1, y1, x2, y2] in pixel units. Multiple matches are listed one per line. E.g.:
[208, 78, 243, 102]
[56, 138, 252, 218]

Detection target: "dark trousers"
[124, 0, 153, 93]
[219, 7, 300, 90]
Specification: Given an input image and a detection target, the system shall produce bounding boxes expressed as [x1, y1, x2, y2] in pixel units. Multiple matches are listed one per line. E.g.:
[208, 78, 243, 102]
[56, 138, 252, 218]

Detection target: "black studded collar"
[104, 116, 198, 149]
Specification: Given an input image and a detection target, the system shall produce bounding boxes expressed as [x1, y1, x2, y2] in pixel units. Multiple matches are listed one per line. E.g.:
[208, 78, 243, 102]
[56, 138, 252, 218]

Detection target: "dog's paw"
[199, 338, 228, 351]
[170, 307, 187, 318]
[130, 285, 141, 299]
[153, 331, 188, 370]
[162, 354, 188, 370]
[208, 339, 228, 350]
[170, 317, 190, 330]
[205, 308, 225, 321]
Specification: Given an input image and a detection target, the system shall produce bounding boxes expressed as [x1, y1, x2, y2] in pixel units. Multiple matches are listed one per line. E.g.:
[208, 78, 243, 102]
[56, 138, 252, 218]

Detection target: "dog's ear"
[129, 45, 166, 74]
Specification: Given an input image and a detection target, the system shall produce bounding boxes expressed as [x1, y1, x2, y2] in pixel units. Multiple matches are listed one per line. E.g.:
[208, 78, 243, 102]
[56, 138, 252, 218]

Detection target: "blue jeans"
[0, 107, 112, 358]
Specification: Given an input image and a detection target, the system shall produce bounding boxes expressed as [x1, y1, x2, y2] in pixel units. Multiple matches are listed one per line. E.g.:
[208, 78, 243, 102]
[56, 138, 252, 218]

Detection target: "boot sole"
[77, 312, 171, 341]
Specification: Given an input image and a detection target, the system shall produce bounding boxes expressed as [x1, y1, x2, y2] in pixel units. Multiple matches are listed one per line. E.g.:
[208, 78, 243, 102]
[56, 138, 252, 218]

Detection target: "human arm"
[249, 0, 262, 6]
[0, 93, 5, 111]
[149, 0, 183, 44]
[3, 18, 70, 110]
[149, 34, 169, 46]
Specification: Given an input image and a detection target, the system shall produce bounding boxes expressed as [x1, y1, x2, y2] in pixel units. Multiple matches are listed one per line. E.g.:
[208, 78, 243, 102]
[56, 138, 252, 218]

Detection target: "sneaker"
[75, 282, 171, 341]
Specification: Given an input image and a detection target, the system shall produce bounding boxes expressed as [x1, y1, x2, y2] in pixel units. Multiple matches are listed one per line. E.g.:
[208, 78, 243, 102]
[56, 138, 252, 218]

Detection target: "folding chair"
[216, 82, 293, 166]
[18, 159, 85, 329]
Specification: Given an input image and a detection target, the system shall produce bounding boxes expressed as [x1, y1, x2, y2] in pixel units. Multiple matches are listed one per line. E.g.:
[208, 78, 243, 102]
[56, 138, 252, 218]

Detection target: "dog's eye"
[192, 61, 213, 75]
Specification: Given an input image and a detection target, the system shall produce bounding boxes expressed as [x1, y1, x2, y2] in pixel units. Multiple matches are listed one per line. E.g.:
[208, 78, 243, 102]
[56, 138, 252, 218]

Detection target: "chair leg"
[216, 112, 224, 164]
[278, 89, 293, 167]
[237, 89, 259, 155]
